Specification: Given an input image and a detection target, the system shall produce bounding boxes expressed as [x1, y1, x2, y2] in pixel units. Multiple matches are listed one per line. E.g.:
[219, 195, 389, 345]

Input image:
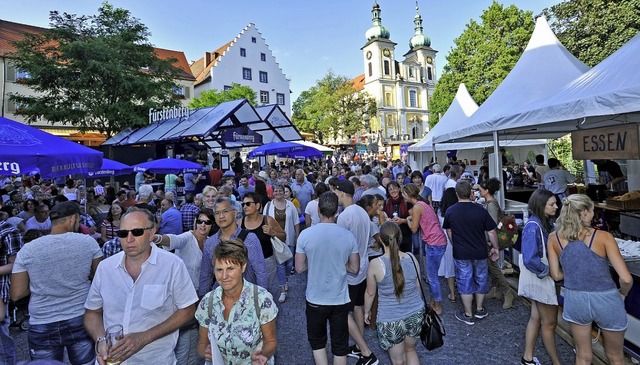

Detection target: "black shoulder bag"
[409, 253, 445, 350]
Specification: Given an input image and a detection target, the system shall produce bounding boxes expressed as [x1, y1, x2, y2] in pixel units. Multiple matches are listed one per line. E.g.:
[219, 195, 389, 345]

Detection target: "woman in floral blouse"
[196, 238, 278, 365]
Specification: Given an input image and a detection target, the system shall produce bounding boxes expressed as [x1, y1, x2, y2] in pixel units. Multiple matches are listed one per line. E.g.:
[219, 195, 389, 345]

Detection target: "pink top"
[417, 201, 447, 246]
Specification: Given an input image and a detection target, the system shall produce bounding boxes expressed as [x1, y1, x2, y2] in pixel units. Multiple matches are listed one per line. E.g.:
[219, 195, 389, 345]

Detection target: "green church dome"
[365, 1, 390, 41]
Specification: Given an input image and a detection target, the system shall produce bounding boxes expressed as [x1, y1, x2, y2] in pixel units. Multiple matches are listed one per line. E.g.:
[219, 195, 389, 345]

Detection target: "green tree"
[189, 83, 257, 109]
[429, 2, 534, 127]
[542, 0, 640, 67]
[9, 2, 183, 137]
[292, 70, 376, 144]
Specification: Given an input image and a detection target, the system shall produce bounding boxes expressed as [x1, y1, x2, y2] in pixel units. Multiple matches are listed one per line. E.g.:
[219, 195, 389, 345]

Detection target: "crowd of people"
[0, 150, 633, 365]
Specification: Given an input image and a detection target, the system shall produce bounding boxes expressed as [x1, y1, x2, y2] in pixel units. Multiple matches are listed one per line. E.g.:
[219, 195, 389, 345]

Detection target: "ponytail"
[380, 221, 404, 299]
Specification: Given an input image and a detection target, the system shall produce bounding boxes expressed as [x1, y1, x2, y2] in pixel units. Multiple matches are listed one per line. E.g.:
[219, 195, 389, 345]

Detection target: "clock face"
[383, 48, 391, 57]
[426, 56, 433, 64]
[366, 51, 372, 60]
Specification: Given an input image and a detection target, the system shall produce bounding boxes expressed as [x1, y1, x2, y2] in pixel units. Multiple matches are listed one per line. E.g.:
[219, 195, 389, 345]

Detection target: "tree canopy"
[429, 2, 534, 127]
[8, 2, 183, 137]
[292, 71, 377, 144]
[542, 0, 640, 67]
[189, 83, 257, 109]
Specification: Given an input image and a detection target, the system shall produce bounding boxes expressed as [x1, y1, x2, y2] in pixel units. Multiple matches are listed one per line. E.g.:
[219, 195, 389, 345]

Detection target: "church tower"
[362, 1, 397, 83]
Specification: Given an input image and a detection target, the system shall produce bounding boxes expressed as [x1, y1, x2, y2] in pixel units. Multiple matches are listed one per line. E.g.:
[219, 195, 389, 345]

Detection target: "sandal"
[448, 293, 457, 303]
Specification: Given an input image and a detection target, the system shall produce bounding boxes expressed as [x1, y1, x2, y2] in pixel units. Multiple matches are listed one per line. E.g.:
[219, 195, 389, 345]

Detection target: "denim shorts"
[376, 309, 424, 351]
[562, 288, 628, 331]
[454, 259, 490, 295]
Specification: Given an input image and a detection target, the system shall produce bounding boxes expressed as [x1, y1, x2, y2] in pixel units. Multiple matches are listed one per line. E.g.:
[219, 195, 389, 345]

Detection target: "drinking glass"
[95, 324, 124, 365]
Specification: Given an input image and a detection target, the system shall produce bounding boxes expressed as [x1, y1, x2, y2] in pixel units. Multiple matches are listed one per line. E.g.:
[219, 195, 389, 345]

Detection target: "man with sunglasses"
[11, 201, 103, 364]
[198, 197, 268, 297]
[84, 207, 198, 364]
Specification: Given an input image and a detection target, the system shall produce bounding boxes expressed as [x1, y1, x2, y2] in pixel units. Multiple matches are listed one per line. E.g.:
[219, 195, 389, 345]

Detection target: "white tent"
[294, 140, 334, 153]
[408, 84, 546, 171]
[432, 17, 590, 143]
[476, 30, 640, 139]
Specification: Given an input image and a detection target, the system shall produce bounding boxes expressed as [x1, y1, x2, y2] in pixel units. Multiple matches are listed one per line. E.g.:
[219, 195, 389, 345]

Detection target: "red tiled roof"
[153, 47, 195, 81]
[190, 40, 233, 86]
[0, 19, 48, 56]
[350, 74, 365, 91]
[1, 19, 194, 80]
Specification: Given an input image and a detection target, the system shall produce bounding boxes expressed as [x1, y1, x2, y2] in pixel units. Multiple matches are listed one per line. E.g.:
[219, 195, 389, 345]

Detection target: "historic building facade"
[354, 2, 437, 147]
[190, 23, 291, 117]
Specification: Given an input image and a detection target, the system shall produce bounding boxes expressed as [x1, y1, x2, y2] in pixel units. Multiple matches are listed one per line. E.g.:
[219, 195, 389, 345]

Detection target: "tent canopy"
[133, 158, 202, 174]
[432, 17, 590, 143]
[247, 142, 323, 160]
[0, 116, 103, 178]
[104, 100, 303, 149]
[86, 158, 132, 177]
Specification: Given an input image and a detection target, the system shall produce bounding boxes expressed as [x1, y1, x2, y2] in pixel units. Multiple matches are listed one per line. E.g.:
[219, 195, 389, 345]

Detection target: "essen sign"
[571, 124, 640, 160]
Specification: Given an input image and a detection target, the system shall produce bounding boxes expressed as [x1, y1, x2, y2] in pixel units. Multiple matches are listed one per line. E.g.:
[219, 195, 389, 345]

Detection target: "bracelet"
[96, 336, 106, 343]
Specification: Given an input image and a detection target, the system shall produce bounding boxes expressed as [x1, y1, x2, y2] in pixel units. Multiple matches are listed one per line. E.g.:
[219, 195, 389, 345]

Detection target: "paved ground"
[9, 273, 577, 364]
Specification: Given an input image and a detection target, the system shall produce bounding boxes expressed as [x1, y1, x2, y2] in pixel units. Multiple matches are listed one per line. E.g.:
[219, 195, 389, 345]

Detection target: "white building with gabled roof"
[190, 23, 292, 117]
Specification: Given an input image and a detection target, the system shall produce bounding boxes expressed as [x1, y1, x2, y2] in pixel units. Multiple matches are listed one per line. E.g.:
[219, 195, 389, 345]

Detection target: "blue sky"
[3, 0, 558, 102]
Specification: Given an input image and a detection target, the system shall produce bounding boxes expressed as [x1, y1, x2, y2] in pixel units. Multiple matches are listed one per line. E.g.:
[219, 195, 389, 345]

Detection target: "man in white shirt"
[425, 164, 449, 211]
[84, 207, 198, 365]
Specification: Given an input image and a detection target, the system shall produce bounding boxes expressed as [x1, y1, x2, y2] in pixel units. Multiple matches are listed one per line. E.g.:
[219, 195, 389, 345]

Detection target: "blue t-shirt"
[442, 202, 497, 260]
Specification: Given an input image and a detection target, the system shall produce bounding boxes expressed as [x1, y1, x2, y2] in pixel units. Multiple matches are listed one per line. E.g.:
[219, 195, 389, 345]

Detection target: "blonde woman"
[202, 185, 218, 209]
[548, 194, 632, 365]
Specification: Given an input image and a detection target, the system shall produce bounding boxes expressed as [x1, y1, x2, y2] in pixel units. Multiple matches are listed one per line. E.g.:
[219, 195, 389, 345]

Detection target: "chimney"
[204, 52, 212, 66]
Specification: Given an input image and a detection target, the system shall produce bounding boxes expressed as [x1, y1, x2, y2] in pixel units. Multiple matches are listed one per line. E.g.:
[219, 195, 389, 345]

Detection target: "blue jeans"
[27, 315, 95, 364]
[0, 303, 15, 365]
[276, 245, 294, 287]
[425, 245, 446, 302]
[175, 322, 203, 365]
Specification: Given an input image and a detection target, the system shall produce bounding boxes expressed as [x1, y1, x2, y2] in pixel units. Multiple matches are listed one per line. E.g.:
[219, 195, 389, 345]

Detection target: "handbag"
[265, 202, 293, 264]
[517, 222, 558, 305]
[409, 253, 445, 350]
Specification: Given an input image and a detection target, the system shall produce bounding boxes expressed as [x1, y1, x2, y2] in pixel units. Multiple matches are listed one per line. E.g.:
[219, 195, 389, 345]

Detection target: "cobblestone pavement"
[10, 274, 577, 364]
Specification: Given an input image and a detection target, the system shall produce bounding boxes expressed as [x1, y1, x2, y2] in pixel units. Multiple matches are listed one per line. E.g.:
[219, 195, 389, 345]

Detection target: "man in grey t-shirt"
[11, 201, 103, 363]
[296, 192, 359, 365]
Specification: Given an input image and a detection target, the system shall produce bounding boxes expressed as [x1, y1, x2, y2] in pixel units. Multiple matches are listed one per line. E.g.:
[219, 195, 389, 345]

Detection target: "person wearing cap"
[11, 201, 103, 363]
[335, 180, 379, 365]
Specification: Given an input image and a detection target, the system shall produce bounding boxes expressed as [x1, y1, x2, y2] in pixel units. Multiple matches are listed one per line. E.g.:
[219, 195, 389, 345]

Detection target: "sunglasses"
[196, 219, 213, 225]
[241, 202, 255, 207]
[115, 226, 154, 238]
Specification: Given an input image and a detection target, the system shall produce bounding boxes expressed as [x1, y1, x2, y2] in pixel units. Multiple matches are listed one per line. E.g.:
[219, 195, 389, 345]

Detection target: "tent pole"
[432, 143, 436, 164]
[494, 131, 505, 208]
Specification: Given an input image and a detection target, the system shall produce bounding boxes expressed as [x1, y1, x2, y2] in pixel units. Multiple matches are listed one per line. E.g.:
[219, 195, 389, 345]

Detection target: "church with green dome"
[354, 1, 437, 157]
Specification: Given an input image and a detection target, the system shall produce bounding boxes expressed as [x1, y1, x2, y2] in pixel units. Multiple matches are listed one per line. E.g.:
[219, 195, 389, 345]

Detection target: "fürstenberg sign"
[148, 106, 191, 123]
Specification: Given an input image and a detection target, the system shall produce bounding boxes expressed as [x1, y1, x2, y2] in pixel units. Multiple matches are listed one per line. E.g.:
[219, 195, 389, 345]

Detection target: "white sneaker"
[278, 292, 286, 303]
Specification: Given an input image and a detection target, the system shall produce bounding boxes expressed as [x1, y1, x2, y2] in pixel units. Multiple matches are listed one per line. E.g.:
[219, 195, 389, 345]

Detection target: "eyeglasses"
[115, 226, 154, 238]
[213, 209, 234, 217]
[196, 219, 213, 225]
[241, 202, 255, 207]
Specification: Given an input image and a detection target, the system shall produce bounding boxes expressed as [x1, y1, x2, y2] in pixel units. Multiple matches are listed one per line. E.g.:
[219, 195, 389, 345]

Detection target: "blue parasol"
[132, 158, 202, 174]
[86, 158, 132, 177]
[247, 141, 322, 159]
[0, 116, 103, 178]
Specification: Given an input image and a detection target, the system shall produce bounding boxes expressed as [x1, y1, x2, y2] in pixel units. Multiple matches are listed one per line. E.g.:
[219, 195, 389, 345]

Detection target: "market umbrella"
[0, 116, 103, 178]
[247, 141, 322, 160]
[132, 158, 202, 174]
[86, 158, 132, 177]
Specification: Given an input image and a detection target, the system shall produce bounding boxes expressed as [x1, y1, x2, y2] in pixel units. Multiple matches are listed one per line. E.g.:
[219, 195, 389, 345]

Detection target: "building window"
[383, 60, 390, 75]
[427, 67, 433, 81]
[259, 71, 268, 83]
[408, 67, 414, 78]
[15, 70, 31, 81]
[242, 68, 252, 80]
[409, 90, 417, 107]
[276, 93, 285, 105]
[261, 53, 266, 61]
[252, 37, 257, 43]
[260, 91, 269, 104]
[384, 91, 393, 107]
[224, 85, 232, 91]
[240, 48, 246, 57]
[172, 86, 186, 99]
[368, 62, 372, 77]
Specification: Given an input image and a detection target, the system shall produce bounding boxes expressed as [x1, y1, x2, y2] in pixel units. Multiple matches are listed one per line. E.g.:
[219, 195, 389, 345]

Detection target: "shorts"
[306, 301, 350, 356]
[347, 280, 367, 310]
[376, 309, 424, 351]
[562, 288, 628, 331]
[454, 259, 490, 295]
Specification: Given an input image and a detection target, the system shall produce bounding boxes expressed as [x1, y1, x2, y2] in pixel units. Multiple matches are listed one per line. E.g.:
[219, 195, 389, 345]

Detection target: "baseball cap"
[258, 171, 268, 179]
[49, 201, 80, 220]
[336, 180, 355, 196]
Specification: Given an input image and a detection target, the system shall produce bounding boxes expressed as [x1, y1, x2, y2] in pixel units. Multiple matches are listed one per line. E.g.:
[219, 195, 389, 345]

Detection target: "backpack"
[488, 200, 518, 249]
